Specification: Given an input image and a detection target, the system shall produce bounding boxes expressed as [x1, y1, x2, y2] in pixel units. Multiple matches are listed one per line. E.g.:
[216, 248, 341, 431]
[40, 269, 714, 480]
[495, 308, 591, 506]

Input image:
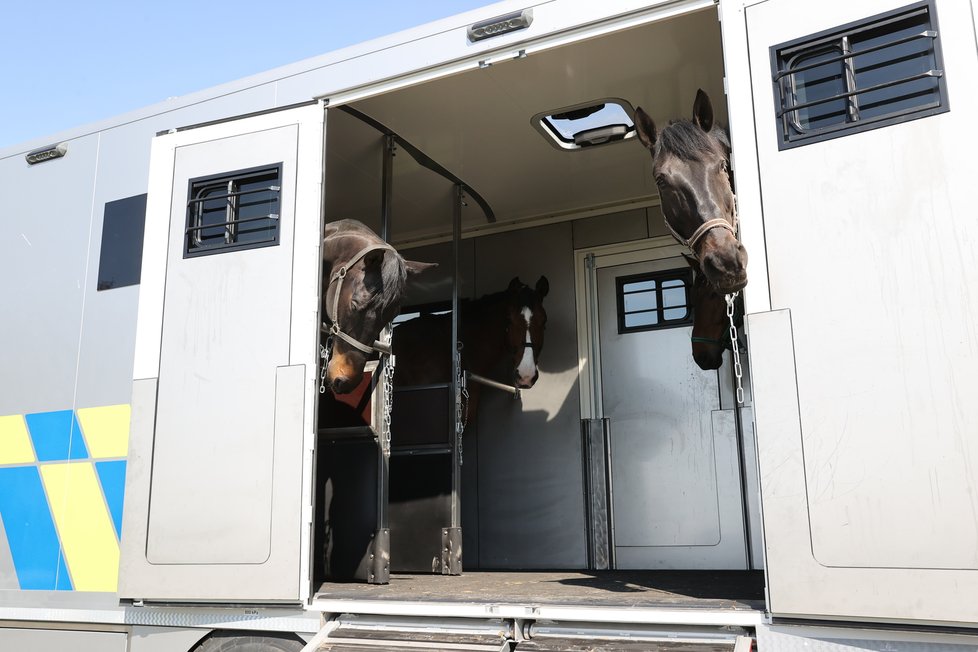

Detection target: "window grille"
[616, 269, 692, 334]
[772, 2, 947, 148]
[185, 164, 282, 257]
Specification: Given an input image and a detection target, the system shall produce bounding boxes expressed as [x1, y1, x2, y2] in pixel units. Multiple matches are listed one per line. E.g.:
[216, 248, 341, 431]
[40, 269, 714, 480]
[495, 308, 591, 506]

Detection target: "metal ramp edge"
[302, 615, 755, 652]
[303, 614, 513, 651]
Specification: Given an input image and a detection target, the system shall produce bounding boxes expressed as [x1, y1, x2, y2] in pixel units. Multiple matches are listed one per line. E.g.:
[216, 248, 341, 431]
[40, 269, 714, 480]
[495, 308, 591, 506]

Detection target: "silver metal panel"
[129, 626, 208, 652]
[123, 107, 319, 602]
[473, 222, 587, 569]
[582, 418, 611, 570]
[747, 0, 978, 623]
[0, 134, 99, 415]
[596, 258, 746, 569]
[148, 125, 298, 565]
[0, 627, 127, 652]
[757, 623, 978, 652]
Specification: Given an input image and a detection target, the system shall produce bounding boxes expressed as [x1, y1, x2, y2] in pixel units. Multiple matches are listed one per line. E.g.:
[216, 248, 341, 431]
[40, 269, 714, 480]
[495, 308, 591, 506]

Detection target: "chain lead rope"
[319, 326, 395, 456]
[319, 336, 333, 394]
[454, 342, 468, 466]
[725, 292, 744, 405]
[381, 325, 395, 456]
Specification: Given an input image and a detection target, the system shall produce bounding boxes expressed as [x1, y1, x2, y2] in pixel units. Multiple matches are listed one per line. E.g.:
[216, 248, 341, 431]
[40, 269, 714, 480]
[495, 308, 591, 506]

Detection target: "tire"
[191, 631, 306, 652]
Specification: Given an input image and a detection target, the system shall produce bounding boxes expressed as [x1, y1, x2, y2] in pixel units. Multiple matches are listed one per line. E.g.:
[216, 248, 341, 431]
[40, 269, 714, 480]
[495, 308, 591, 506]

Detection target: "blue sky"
[0, 1, 498, 149]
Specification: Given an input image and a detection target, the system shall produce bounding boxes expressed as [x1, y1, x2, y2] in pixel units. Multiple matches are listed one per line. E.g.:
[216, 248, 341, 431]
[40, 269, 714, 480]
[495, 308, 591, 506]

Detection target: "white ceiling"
[326, 7, 726, 244]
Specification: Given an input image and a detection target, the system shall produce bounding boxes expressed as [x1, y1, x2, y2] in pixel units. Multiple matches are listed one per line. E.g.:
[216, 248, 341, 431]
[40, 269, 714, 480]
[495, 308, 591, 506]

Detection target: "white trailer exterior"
[1, 1, 977, 650]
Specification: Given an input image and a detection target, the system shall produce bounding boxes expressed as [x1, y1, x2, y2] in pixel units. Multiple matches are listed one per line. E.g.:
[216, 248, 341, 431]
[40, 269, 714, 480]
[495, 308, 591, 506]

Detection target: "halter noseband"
[665, 216, 737, 253]
[324, 242, 396, 357]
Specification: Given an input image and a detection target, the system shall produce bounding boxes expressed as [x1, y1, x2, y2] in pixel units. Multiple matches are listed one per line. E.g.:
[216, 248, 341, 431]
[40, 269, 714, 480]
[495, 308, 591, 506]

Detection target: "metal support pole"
[443, 183, 463, 575]
[368, 133, 395, 584]
[380, 134, 394, 242]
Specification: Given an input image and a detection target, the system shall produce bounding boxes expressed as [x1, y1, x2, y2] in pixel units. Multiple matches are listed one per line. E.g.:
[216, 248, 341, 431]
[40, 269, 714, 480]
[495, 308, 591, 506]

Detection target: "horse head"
[322, 220, 435, 394]
[684, 253, 744, 371]
[503, 276, 549, 389]
[634, 90, 748, 294]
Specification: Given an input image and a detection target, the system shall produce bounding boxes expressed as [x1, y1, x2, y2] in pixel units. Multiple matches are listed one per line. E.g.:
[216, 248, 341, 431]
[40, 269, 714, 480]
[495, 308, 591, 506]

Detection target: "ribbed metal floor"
[314, 570, 765, 611]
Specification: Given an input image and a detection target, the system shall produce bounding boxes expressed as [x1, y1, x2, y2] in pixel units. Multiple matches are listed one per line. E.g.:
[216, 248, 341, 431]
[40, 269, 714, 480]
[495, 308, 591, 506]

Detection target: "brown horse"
[391, 276, 549, 417]
[634, 90, 748, 294]
[684, 254, 744, 371]
[322, 219, 435, 394]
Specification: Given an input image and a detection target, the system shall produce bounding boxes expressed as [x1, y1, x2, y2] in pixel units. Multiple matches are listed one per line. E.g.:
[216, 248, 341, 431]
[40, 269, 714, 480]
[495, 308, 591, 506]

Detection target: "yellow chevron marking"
[77, 405, 130, 459]
[0, 414, 35, 464]
[41, 462, 119, 592]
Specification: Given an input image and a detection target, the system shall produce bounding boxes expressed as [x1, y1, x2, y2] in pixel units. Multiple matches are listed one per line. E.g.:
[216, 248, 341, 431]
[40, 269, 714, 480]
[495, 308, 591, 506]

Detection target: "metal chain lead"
[725, 292, 744, 405]
[319, 336, 333, 394]
[454, 342, 467, 466]
[381, 325, 395, 456]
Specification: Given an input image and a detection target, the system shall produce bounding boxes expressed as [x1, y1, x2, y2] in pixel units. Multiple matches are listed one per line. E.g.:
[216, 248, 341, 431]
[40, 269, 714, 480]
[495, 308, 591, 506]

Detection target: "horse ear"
[633, 106, 656, 150]
[692, 89, 714, 132]
[535, 276, 549, 299]
[363, 248, 386, 269]
[404, 260, 437, 276]
[508, 277, 523, 292]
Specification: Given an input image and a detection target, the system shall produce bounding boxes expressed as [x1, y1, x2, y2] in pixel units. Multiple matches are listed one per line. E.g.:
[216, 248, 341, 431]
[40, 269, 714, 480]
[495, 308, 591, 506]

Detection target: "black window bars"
[185, 164, 282, 257]
[771, 2, 947, 149]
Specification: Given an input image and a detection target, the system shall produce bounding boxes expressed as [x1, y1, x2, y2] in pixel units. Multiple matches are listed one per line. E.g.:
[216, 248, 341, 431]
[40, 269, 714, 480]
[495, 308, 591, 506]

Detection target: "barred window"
[772, 2, 947, 149]
[616, 269, 692, 334]
[185, 164, 281, 257]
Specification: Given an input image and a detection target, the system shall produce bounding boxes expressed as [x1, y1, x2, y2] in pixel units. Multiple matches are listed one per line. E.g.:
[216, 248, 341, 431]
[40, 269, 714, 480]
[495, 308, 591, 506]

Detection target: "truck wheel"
[191, 631, 306, 652]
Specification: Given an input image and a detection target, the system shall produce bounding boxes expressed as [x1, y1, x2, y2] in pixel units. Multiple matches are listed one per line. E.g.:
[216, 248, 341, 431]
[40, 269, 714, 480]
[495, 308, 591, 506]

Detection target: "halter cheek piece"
[324, 243, 395, 357]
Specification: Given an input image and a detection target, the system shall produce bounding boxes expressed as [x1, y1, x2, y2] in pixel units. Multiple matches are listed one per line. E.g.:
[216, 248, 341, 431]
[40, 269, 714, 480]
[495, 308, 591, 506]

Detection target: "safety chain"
[381, 325, 395, 456]
[319, 336, 333, 394]
[725, 292, 744, 405]
[454, 342, 468, 466]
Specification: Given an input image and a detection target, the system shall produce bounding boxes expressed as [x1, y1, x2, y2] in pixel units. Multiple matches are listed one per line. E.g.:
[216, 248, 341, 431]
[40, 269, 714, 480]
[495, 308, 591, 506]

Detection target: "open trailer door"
[743, 0, 978, 625]
[119, 103, 324, 603]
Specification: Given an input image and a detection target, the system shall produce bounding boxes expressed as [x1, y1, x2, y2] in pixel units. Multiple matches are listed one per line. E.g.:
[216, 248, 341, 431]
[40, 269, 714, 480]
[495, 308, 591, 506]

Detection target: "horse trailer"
[1, 0, 977, 649]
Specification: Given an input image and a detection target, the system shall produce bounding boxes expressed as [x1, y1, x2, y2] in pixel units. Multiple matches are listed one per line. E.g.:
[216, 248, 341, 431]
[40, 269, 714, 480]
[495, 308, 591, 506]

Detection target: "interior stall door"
[595, 255, 746, 570]
[745, 0, 978, 623]
[120, 104, 324, 602]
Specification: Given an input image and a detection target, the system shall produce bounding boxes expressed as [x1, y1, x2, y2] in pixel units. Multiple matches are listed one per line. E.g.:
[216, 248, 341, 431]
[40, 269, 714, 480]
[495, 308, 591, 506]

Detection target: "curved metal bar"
[338, 105, 496, 223]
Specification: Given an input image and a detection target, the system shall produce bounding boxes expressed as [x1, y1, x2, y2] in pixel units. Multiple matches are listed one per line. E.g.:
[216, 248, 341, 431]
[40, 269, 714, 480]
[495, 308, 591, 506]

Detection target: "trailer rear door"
[744, 0, 978, 624]
[120, 103, 324, 603]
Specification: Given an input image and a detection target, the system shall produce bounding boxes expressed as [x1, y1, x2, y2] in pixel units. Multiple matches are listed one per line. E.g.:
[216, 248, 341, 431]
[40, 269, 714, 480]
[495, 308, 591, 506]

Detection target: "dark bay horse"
[634, 90, 748, 294]
[684, 254, 744, 371]
[391, 276, 549, 418]
[322, 219, 435, 394]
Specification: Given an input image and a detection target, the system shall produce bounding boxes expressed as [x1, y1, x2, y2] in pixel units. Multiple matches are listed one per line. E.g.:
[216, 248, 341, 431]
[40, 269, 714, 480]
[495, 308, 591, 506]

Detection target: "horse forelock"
[656, 120, 729, 162]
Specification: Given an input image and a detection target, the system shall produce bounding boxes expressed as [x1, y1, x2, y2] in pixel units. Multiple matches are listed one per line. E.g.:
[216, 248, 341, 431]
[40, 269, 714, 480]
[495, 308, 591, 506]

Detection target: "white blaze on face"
[516, 307, 537, 385]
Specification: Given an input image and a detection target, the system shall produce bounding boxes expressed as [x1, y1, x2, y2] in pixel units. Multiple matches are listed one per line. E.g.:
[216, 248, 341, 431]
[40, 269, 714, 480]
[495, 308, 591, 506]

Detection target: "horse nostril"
[331, 375, 352, 394]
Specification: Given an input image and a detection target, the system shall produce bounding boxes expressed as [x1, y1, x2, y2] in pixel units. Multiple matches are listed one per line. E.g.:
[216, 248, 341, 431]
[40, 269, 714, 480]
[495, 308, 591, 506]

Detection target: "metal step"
[308, 614, 513, 651]
[305, 615, 754, 652]
[516, 621, 754, 652]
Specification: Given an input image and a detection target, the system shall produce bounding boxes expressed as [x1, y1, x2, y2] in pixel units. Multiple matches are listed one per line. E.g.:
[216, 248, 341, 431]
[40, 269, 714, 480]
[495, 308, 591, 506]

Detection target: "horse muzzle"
[327, 351, 367, 395]
[701, 239, 748, 294]
[516, 370, 539, 390]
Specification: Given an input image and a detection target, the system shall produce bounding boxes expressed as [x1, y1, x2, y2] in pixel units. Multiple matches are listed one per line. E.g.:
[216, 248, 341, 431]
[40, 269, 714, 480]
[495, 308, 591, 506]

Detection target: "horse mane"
[379, 252, 408, 312]
[656, 119, 730, 162]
